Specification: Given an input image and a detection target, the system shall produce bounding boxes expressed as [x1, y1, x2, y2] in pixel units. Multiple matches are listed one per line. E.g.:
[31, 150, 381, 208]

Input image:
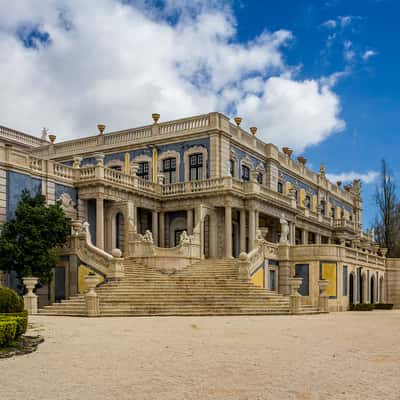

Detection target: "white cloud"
[0, 0, 345, 151]
[326, 171, 379, 184]
[321, 19, 337, 29]
[343, 40, 355, 61]
[362, 50, 378, 60]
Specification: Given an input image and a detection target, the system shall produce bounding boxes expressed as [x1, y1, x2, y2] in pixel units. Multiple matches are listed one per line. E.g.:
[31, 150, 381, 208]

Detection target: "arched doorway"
[349, 273, 354, 307]
[370, 276, 375, 304]
[115, 212, 125, 254]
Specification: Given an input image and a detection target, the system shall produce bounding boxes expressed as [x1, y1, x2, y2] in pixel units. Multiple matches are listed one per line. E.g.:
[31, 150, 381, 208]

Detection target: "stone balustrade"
[0, 125, 46, 147]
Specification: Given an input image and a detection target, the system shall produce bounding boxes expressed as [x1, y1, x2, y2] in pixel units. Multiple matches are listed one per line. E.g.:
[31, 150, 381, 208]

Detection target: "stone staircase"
[40, 258, 320, 316]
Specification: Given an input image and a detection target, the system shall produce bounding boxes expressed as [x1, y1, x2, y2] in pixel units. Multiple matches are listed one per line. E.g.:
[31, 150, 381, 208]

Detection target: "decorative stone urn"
[84, 274, 99, 295]
[318, 279, 329, 313]
[290, 277, 303, 296]
[289, 277, 303, 314]
[84, 274, 100, 317]
[23, 276, 39, 315]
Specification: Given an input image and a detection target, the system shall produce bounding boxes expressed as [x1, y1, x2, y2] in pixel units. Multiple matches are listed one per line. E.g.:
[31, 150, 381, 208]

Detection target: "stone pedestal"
[23, 277, 39, 315]
[318, 279, 329, 313]
[84, 275, 100, 317]
[238, 253, 250, 280]
[289, 277, 303, 314]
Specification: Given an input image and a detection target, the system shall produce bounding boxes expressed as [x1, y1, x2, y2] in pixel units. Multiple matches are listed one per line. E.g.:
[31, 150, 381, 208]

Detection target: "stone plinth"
[23, 276, 39, 315]
[84, 274, 100, 317]
[318, 279, 329, 313]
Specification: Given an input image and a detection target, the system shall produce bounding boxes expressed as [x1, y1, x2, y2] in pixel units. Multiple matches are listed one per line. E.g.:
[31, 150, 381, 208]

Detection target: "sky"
[0, 0, 399, 228]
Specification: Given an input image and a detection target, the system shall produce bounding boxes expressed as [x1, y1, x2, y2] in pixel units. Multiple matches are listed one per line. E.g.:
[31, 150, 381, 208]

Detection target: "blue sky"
[230, 0, 399, 226]
[0, 0, 398, 227]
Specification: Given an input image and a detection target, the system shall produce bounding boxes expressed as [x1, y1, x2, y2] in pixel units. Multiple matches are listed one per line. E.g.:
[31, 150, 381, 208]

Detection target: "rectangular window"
[270, 270, 276, 291]
[242, 165, 250, 181]
[137, 161, 149, 180]
[189, 154, 203, 181]
[163, 158, 177, 184]
[277, 182, 283, 193]
[305, 195, 311, 209]
[229, 159, 235, 177]
[256, 172, 263, 184]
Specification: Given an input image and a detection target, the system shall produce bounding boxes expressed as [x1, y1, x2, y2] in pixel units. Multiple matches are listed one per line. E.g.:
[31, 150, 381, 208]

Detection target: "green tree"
[0, 190, 70, 283]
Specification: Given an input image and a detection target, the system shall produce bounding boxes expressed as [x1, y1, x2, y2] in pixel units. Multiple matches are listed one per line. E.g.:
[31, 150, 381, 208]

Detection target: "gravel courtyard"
[1, 311, 399, 400]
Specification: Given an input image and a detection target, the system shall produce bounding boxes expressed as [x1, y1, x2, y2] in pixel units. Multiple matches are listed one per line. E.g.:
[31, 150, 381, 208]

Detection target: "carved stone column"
[96, 197, 104, 249]
[302, 229, 308, 245]
[248, 208, 256, 251]
[240, 209, 246, 253]
[152, 211, 158, 246]
[159, 212, 165, 247]
[278, 244, 291, 296]
[225, 205, 232, 258]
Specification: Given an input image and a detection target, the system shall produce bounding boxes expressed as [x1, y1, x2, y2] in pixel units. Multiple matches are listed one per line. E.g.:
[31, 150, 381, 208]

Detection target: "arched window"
[277, 182, 283, 193]
[242, 165, 250, 181]
[163, 157, 177, 184]
[137, 161, 149, 180]
[189, 153, 203, 181]
[256, 172, 263, 184]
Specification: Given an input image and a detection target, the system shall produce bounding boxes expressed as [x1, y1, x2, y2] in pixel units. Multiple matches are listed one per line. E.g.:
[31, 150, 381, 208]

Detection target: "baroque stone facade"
[0, 113, 399, 311]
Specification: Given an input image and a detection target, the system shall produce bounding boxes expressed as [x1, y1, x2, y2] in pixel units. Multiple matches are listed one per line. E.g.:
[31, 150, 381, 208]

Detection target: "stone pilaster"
[0, 167, 6, 224]
[152, 211, 159, 246]
[210, 134, 220, 178]
[240, 209, 246, 253]
[225, 205, 232, 258]
[96, 197, 104, 250]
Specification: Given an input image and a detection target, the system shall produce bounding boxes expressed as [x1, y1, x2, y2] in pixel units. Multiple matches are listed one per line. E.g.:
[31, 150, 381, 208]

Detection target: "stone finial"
[97, 123, 106, 135]
[297, 156, 307, 166]
[94, 153, 105, 166]
[344, 184, 351, 192]
[234, 117, 242, 127]
[249, 127, 257, 136]
[72, 156, 82, 169]
[282, 147, 293, 158]
[337, 181, 342, 187]
[152, 113, 160, 124]
[48, 134, 56, 144]
[41, 127, 48, 141]
[319, 163, 326, 177]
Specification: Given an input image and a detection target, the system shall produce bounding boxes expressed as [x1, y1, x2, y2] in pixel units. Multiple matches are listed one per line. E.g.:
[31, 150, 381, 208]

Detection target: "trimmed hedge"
[0, 320, 17, 347]
[0, 310, 28, 337]
[349, 303, 374, 311]
[374, 303, 394, 310]
[0, 287, 24, 313]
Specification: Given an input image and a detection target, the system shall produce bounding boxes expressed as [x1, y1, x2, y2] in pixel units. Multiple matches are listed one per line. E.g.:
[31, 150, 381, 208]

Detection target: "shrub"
[0, 311, 28, 337]
[349, 303, 375, 311]
[374, 303, 394, 310]
[0, 286, 24, 313]
[0, 320, 17, 347]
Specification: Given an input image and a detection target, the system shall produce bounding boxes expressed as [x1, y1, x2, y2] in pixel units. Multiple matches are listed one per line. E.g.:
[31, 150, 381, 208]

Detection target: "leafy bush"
[374, 303, 394, 310]
[0, 286, 24, 313]
[0, 310, 28, 337]
[0, 320, 17, 347]
[349, 303, 375, 311]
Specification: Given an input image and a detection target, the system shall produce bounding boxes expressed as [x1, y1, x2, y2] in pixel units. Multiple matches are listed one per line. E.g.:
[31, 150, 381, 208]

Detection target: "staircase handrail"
[70, 220, 124, 279]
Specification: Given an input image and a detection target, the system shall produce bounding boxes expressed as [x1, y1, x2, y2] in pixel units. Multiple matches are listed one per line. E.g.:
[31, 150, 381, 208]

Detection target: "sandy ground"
[1, 312, 400, 400]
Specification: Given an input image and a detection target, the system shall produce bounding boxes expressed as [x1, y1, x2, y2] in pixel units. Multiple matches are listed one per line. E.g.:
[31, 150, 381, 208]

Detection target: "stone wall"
[385, 259, 400, 308]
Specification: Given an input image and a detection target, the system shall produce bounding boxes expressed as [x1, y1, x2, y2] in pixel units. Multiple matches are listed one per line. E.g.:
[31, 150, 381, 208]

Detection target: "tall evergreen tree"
[0, 190, 70, 283]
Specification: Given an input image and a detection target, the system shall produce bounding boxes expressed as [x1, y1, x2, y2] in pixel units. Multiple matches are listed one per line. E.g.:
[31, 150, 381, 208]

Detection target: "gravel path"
[1, 311, 399, 400]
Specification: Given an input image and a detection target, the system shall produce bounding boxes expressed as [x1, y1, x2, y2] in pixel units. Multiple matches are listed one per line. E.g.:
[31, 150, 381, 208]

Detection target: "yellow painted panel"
[300, 189, 305, 207]
[124, 153, 130, 175]
[336, 207, 341, 219]
[251, 267, 264, 288]
[78, 265, 105, 294]
[344, 210, 350, 220]
[312, 195, 318, 211]
[321, 263, 337, 297]
[285, 181, 291, 195]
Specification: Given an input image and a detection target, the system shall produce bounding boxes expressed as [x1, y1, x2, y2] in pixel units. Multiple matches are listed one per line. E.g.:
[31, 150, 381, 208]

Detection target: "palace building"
[0, 112, 399, 316]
